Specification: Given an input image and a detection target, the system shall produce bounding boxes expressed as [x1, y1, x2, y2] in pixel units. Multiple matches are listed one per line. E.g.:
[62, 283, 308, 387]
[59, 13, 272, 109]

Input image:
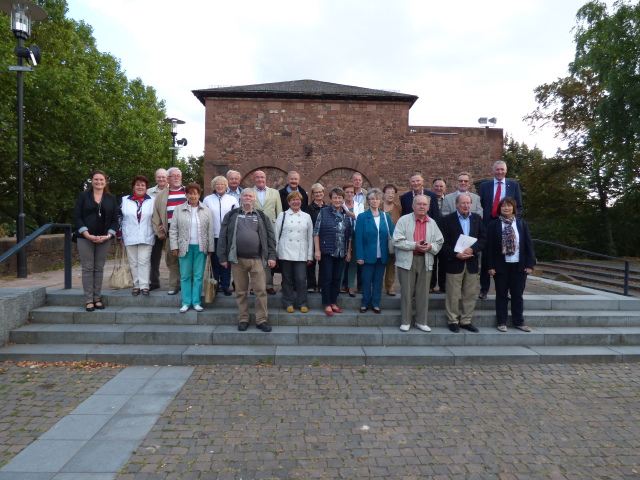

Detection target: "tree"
[0, 0, 170, 232]
[524, 0, 640, 255]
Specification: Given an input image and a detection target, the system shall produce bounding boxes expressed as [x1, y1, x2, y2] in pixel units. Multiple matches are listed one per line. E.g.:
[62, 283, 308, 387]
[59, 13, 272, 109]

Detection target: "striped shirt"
[167, 188, 187, 228]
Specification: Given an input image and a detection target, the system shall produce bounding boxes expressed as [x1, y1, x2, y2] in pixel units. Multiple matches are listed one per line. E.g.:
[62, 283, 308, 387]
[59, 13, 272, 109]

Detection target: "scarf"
[500, 216, 517, 255]
[132, 194, 145, 223]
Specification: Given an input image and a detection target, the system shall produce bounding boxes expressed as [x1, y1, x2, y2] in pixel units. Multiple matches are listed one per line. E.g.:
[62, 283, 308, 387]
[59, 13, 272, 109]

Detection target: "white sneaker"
[179, 305, 189, 313]
[399, 324, 410, 332]
[416, 324, 431, 332]
[194, 305, 203, 312]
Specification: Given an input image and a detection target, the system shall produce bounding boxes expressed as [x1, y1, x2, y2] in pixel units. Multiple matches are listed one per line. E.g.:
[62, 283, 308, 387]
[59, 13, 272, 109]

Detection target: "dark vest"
[317, 206, 352, 255]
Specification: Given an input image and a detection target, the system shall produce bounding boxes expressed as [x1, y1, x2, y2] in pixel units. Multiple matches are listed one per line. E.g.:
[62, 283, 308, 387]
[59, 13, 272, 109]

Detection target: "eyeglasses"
[168, 175, 181, 178]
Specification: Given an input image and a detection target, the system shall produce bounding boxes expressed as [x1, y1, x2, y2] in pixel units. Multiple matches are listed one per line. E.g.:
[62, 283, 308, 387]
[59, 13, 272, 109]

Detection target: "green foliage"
[177, 154, 205, 189]
[0, 0, 171, 230]
[523, 0, 640, 256]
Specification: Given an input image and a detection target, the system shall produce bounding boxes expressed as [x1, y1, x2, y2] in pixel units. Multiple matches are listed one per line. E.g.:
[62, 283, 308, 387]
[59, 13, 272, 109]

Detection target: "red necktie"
[491, 181, 502, 218]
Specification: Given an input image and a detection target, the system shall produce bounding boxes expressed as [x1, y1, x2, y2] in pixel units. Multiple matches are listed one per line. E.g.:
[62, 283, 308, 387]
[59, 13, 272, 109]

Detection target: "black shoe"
[223, 289, 232, 296]
[478, 290, 488, 300]
[256, 322, 272, 332]
[149, 285, 160, 291]
[238, 322, 249, 331]
[460, 323, 479, 333]
[448, 323, 460, 333]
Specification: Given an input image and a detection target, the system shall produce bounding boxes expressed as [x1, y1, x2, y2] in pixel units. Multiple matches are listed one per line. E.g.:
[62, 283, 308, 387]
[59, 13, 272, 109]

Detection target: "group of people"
[73, 160, 535, 334]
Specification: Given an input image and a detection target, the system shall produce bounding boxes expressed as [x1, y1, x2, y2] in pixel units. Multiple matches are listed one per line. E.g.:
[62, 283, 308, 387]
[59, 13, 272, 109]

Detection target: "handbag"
[383, 212, 394, 253]
[272, 213, 287, 275]
[204, 254, 218, 303]
[108, 243, 133, 289]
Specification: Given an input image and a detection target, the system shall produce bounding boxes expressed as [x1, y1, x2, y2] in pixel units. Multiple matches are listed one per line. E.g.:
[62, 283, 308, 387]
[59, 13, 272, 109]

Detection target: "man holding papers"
[440, 193, 486, 333]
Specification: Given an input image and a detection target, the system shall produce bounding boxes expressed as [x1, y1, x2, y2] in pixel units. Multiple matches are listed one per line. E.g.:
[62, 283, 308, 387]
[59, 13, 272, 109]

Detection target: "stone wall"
[0, 234, 82, 276]
[203, 98, 503, 196]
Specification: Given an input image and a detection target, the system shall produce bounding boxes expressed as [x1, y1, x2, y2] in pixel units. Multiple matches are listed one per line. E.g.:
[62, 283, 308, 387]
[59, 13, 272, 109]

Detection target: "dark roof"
[192, 79, 418, 106]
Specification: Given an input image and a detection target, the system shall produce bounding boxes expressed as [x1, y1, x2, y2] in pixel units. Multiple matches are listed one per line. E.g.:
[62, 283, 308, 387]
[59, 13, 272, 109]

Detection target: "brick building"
[192, 80, 503, 196]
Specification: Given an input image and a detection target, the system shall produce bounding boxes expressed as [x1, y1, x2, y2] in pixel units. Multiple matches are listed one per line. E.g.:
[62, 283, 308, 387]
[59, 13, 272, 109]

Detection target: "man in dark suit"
[279, 171, 308, 211]
[400, 172, 439, 220]
[477, 160, 523, 299]
[440, 193, 487, 333]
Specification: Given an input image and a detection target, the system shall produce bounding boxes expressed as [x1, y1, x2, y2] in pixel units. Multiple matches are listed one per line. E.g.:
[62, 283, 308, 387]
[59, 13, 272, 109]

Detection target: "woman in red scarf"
[118, 175, 156, 295]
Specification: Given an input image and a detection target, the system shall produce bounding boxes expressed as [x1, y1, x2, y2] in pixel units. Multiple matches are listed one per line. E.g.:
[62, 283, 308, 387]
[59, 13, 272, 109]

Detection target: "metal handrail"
[532, 239, 630, 296]
[0, 223, 73, 289]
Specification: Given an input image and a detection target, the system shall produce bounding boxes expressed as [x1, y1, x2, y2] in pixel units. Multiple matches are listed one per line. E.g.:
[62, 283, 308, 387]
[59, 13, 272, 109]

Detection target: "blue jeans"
[179, 245, 206, 307]
[212, 238, 231, 290]
[361, 258, 386, 308]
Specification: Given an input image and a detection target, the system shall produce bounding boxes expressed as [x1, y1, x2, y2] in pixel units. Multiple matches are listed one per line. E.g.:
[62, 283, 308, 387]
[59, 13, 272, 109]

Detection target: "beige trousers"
[445, 263, 477, 325]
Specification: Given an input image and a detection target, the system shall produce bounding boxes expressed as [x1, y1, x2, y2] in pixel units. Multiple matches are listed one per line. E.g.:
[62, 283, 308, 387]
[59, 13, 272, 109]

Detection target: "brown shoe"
[266, 288, 276, 295]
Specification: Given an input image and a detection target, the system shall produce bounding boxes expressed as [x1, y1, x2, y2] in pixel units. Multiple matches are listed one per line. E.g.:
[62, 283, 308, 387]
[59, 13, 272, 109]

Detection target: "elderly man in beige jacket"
[392, 194, 444, 333]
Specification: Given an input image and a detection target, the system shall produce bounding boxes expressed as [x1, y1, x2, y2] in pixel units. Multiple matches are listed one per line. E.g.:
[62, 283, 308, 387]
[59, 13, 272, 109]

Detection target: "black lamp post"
[163, 117, 187, 167]
[0, 0, 47, 278]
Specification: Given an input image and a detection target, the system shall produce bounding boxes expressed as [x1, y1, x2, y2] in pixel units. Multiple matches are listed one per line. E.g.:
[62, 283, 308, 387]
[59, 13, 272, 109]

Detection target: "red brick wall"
[203, 98, 502, 197]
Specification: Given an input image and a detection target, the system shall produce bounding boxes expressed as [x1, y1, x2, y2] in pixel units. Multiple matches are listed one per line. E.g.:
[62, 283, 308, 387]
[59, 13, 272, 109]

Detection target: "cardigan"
[355, 210, 394, 264]
[73, 190, 118, 237]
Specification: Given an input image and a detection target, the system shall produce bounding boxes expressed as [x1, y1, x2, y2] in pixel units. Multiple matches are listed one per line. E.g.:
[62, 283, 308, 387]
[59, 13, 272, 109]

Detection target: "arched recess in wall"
[308, 157, 381, 192]
[239, 167, 289, 190]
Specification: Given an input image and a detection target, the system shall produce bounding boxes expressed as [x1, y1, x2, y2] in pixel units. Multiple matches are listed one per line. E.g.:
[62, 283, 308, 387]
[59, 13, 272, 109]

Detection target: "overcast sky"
[65, 0, 611, 161]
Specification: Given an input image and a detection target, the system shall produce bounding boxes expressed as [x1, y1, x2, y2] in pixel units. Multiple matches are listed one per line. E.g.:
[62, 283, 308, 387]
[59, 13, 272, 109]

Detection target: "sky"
[64, 0, 611, 161]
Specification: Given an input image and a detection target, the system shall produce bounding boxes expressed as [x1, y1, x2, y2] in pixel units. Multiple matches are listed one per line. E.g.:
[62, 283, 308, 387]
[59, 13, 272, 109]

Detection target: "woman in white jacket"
[275, 191, 314, 313]
[118, 175, 156, 296]
[202, 176, 238, 296]
[170, 183, 215, 312]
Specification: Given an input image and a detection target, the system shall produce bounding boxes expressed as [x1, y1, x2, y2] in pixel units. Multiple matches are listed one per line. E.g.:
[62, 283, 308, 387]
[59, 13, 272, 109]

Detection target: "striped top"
[166, 188, 187, 228]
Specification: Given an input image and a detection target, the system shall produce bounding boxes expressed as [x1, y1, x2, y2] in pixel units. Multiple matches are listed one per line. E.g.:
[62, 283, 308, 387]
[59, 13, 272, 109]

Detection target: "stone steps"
[536, 262, 640, 295]
[0, 342, 638, 366]
[1, 288, 639, 366]
[25, 305, 640, 327]
[11, 324, 640, 347]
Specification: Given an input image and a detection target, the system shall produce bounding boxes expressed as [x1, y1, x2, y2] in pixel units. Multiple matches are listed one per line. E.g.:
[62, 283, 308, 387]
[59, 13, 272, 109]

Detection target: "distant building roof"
[192, 79, 418, 106]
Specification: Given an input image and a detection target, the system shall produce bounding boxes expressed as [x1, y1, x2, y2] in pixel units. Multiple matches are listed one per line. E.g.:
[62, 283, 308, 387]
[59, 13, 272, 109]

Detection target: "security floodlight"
[478, 117, 497, 127]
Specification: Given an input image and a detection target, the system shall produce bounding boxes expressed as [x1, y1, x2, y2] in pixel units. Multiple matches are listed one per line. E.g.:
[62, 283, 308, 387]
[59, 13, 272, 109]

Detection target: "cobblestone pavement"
[0, 362, 122, 468]
[115, 363, 640, 480]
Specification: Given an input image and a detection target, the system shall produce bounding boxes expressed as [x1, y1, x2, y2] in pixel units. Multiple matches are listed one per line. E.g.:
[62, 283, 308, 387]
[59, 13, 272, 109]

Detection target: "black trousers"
[494, 262, 527, 326]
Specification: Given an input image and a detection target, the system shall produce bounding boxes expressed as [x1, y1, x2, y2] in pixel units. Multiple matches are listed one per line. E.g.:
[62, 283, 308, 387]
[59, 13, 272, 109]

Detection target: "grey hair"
[366, 188, 382, 203]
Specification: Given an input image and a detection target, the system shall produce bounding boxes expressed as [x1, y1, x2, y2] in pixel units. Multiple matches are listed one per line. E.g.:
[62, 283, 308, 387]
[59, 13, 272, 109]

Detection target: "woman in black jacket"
[486, 197, 536, 332]
[73, 170, 119, 311]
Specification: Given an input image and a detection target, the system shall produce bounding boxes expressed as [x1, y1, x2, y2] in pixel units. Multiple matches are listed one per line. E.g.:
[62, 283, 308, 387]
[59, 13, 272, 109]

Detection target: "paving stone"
[274, 346, 365, 365]
[363, 346, 455, 365]
[0, 440, 86, 473]
[38, 414, 112, 440]
[447, 346, 540, 365]
[94, 415, 160, 441]
[87, 345, 186, 365]
[124, 325, 214, 345]
[0, 344, 98, 362]
[60, 440, 141, 473]
[211, 325, 298, 345]
[298, 326, 382, 346]
[528, 346, 622, 363]
[182, 345, 276, 365]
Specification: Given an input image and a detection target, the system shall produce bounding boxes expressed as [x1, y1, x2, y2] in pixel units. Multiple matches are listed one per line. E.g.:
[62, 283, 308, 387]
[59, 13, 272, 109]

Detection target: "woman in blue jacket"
[356, 188, 394, 313]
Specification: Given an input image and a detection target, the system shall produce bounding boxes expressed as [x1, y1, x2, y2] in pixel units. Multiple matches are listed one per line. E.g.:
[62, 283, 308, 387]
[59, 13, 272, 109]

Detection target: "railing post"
[63, 226, 72, 290]
[624, 261, 630, 297]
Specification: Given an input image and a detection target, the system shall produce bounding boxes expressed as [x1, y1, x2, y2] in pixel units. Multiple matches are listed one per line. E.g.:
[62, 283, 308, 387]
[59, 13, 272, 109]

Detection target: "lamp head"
[0, 0, 48, 40]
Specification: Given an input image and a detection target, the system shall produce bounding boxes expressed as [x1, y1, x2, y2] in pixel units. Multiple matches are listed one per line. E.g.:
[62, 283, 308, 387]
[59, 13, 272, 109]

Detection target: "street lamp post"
[0, 0, 47, 278]
[163, 117, 187, 167]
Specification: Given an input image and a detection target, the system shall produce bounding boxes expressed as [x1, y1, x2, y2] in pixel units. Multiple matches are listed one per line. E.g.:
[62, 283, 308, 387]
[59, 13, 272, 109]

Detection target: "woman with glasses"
[203, 176, 238, 296]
